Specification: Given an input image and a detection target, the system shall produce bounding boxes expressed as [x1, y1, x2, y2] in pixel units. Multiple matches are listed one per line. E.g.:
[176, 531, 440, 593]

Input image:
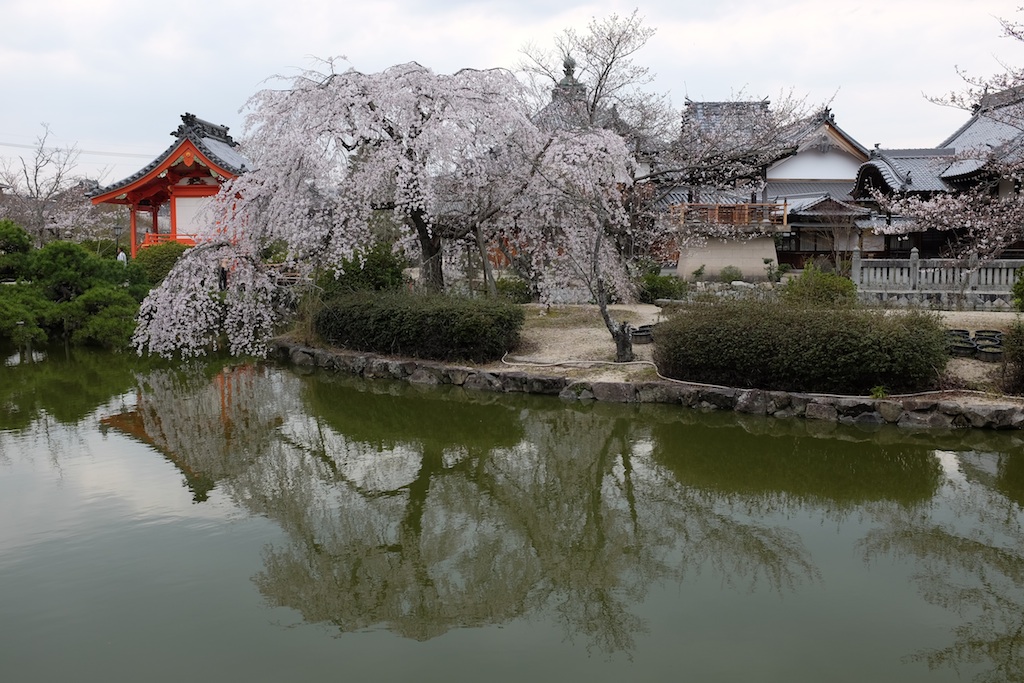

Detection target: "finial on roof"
[563, 55, 576, 79]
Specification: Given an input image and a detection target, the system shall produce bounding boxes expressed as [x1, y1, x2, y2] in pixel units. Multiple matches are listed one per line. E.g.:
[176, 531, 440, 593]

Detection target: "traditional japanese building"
[89, 113, 250, 256]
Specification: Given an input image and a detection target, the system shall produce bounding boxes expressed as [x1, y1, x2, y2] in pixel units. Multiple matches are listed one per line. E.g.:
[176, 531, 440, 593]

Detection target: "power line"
[0, 140, 154, 159]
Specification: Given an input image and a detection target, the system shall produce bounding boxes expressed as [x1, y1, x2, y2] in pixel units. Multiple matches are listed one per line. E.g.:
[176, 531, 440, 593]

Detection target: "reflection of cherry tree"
[243, 381, 823, 654]
[859, 450, 1024, 683]
[117, 365, 830, 654]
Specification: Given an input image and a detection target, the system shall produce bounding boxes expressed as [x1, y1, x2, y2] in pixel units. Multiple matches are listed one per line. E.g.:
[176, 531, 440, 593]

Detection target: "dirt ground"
[482, 304, 1023, 393]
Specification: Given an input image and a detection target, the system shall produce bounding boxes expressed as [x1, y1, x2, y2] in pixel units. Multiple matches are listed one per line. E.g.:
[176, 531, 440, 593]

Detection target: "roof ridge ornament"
[173, 112, 237, 147]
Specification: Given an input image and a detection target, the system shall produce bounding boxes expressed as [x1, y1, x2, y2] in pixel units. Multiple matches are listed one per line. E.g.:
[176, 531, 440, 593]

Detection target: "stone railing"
[850, 247, 1024, 310]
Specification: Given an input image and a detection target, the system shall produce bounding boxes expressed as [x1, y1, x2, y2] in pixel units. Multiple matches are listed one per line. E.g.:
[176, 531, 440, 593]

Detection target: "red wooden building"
[90, 113, 250, 257]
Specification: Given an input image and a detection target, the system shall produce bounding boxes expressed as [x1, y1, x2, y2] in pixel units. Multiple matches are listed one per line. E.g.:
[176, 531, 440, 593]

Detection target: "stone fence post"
[909, 247, 919, 290]
[851, 246, 861, 287]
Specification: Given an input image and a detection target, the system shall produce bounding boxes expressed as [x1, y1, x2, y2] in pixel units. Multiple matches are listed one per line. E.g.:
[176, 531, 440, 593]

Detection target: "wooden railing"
[670, 202, 789, 227]
[140, 233, 197, 248]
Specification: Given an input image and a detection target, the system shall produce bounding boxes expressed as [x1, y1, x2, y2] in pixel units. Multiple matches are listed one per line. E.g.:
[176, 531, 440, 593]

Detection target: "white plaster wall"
[677, 237, 779, 281]
[767, 150, 862, 180]
[174, 196, 213, 234]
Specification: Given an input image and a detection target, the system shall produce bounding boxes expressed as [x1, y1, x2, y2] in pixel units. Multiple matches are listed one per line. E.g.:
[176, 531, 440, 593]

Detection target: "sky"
[3, 0, 1024, 183]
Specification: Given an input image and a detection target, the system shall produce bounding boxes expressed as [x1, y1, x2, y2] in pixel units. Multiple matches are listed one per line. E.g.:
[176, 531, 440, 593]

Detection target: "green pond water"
[2, 346, 1024, 682]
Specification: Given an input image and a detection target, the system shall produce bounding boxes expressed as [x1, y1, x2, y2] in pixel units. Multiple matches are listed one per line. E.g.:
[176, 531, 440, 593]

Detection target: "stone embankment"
[272, 340, 1024, 431]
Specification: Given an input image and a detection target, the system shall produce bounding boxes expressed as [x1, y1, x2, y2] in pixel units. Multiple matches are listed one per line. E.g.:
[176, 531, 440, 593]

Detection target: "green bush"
[27, 241, 106, 302]
[496, 276, 533, 304]
[133, 241, 190, 284]
[0, 220, 31, 281]
[313, 291, 524, 362]
[653, 299, 948, 394]
[1012, 266, 1024, 312]
[319, 242, 408, 298]
[1003, 321, 1024, 394]
[637, 273, 686, 303]
[60, 286, 140, 350]
[718, 265, 743, 283]
[781, 263, 857, 306]
[0, 283, 52, 347]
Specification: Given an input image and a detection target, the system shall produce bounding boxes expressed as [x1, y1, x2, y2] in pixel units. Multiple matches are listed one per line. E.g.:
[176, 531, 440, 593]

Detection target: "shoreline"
[271, 339, 1024, 432]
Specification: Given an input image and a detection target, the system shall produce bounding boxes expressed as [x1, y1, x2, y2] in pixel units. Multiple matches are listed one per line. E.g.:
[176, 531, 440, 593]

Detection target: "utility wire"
[0, 141, 153, 159]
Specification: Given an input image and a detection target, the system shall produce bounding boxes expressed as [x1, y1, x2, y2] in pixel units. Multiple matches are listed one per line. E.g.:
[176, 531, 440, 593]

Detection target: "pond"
[2, 346, 1024, 682]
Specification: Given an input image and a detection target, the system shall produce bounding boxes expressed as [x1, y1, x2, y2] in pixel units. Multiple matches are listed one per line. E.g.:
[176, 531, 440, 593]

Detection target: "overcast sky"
[2, 0, 1023, 183]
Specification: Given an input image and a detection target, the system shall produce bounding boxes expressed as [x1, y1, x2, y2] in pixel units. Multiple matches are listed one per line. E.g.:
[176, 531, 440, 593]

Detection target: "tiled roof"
[781, 108, 869, 158]
[856, 148, 956, 194]
[783, 194, 870, 216]
[90, 113, 251, 198]
[939, 98, 1024, 179]
[766, 180, 857, 202]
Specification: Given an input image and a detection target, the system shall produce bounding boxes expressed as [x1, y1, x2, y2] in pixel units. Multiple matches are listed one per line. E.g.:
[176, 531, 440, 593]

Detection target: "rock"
[289, 347, 315, 366]
[496, 371, 531, 393]
[526, 375, 568, 395]
[590, 382, 636, 403]
[445, 367, 472, 385]
[408, 367, 442, 385]
[834, 398, 876, 417]
[736, 389, 767, 415]
[876, 400, 905, 423]
[698, 387, 737, 410]
[805, 402, 838, 422]
[463, 372, 504, 392]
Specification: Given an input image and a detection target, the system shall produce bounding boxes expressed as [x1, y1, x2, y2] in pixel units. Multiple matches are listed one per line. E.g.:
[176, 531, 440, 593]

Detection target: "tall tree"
[0, 125, 89, 246]
[519, 10, 673, 137]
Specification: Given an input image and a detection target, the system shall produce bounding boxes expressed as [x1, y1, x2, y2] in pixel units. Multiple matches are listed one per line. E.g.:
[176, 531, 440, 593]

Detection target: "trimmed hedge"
[313, 291, 524, 363]
[781, 264, 857, 306]
[653, 300, 948, 395]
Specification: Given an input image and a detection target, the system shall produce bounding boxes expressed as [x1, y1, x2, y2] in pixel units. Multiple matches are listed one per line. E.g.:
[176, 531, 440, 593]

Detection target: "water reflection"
[860, 449, 1024, 682]
[10, 352, 1022, 678]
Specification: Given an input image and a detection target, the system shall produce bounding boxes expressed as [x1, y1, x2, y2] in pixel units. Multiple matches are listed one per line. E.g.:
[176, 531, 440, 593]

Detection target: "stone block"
[591, 382, 637, 403]
[805, 402, 838, 422]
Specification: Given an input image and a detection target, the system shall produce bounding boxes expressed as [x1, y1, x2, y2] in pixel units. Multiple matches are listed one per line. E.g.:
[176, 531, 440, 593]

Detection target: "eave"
[90, 138, 238, 206]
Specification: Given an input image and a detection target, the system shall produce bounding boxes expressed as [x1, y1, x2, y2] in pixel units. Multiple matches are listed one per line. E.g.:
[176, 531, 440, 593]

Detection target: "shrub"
[27, 240, 107, 302]
[1003, 321, 1024, 394]
[637, 272, 686, 303]
[60, 286, 140, 350]
[133, 241, 190, 284]
[0, 220, 31, 281]
[781, 263, 857, 306]
[1012, 266, 1024, 312]
[653, 299, 948, 394]
[0, 283, 52, 346]
[496, 276, 533, 303]
[313, 291, 524, 362]
[319, 242, 408, 299]
[718, 265, 743, 283]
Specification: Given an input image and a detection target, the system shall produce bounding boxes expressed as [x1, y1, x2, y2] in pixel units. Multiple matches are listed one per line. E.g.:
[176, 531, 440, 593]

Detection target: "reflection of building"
[89, 113, 250, 257]
[100, 365, 264, 501]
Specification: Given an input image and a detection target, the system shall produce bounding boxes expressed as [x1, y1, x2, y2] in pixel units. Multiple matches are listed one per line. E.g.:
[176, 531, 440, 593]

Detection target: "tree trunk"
[612, 321, 635, 363]
[595, 277, 634, 363]
[473, 225, 498, 297]
[411, 211, 444, 292]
